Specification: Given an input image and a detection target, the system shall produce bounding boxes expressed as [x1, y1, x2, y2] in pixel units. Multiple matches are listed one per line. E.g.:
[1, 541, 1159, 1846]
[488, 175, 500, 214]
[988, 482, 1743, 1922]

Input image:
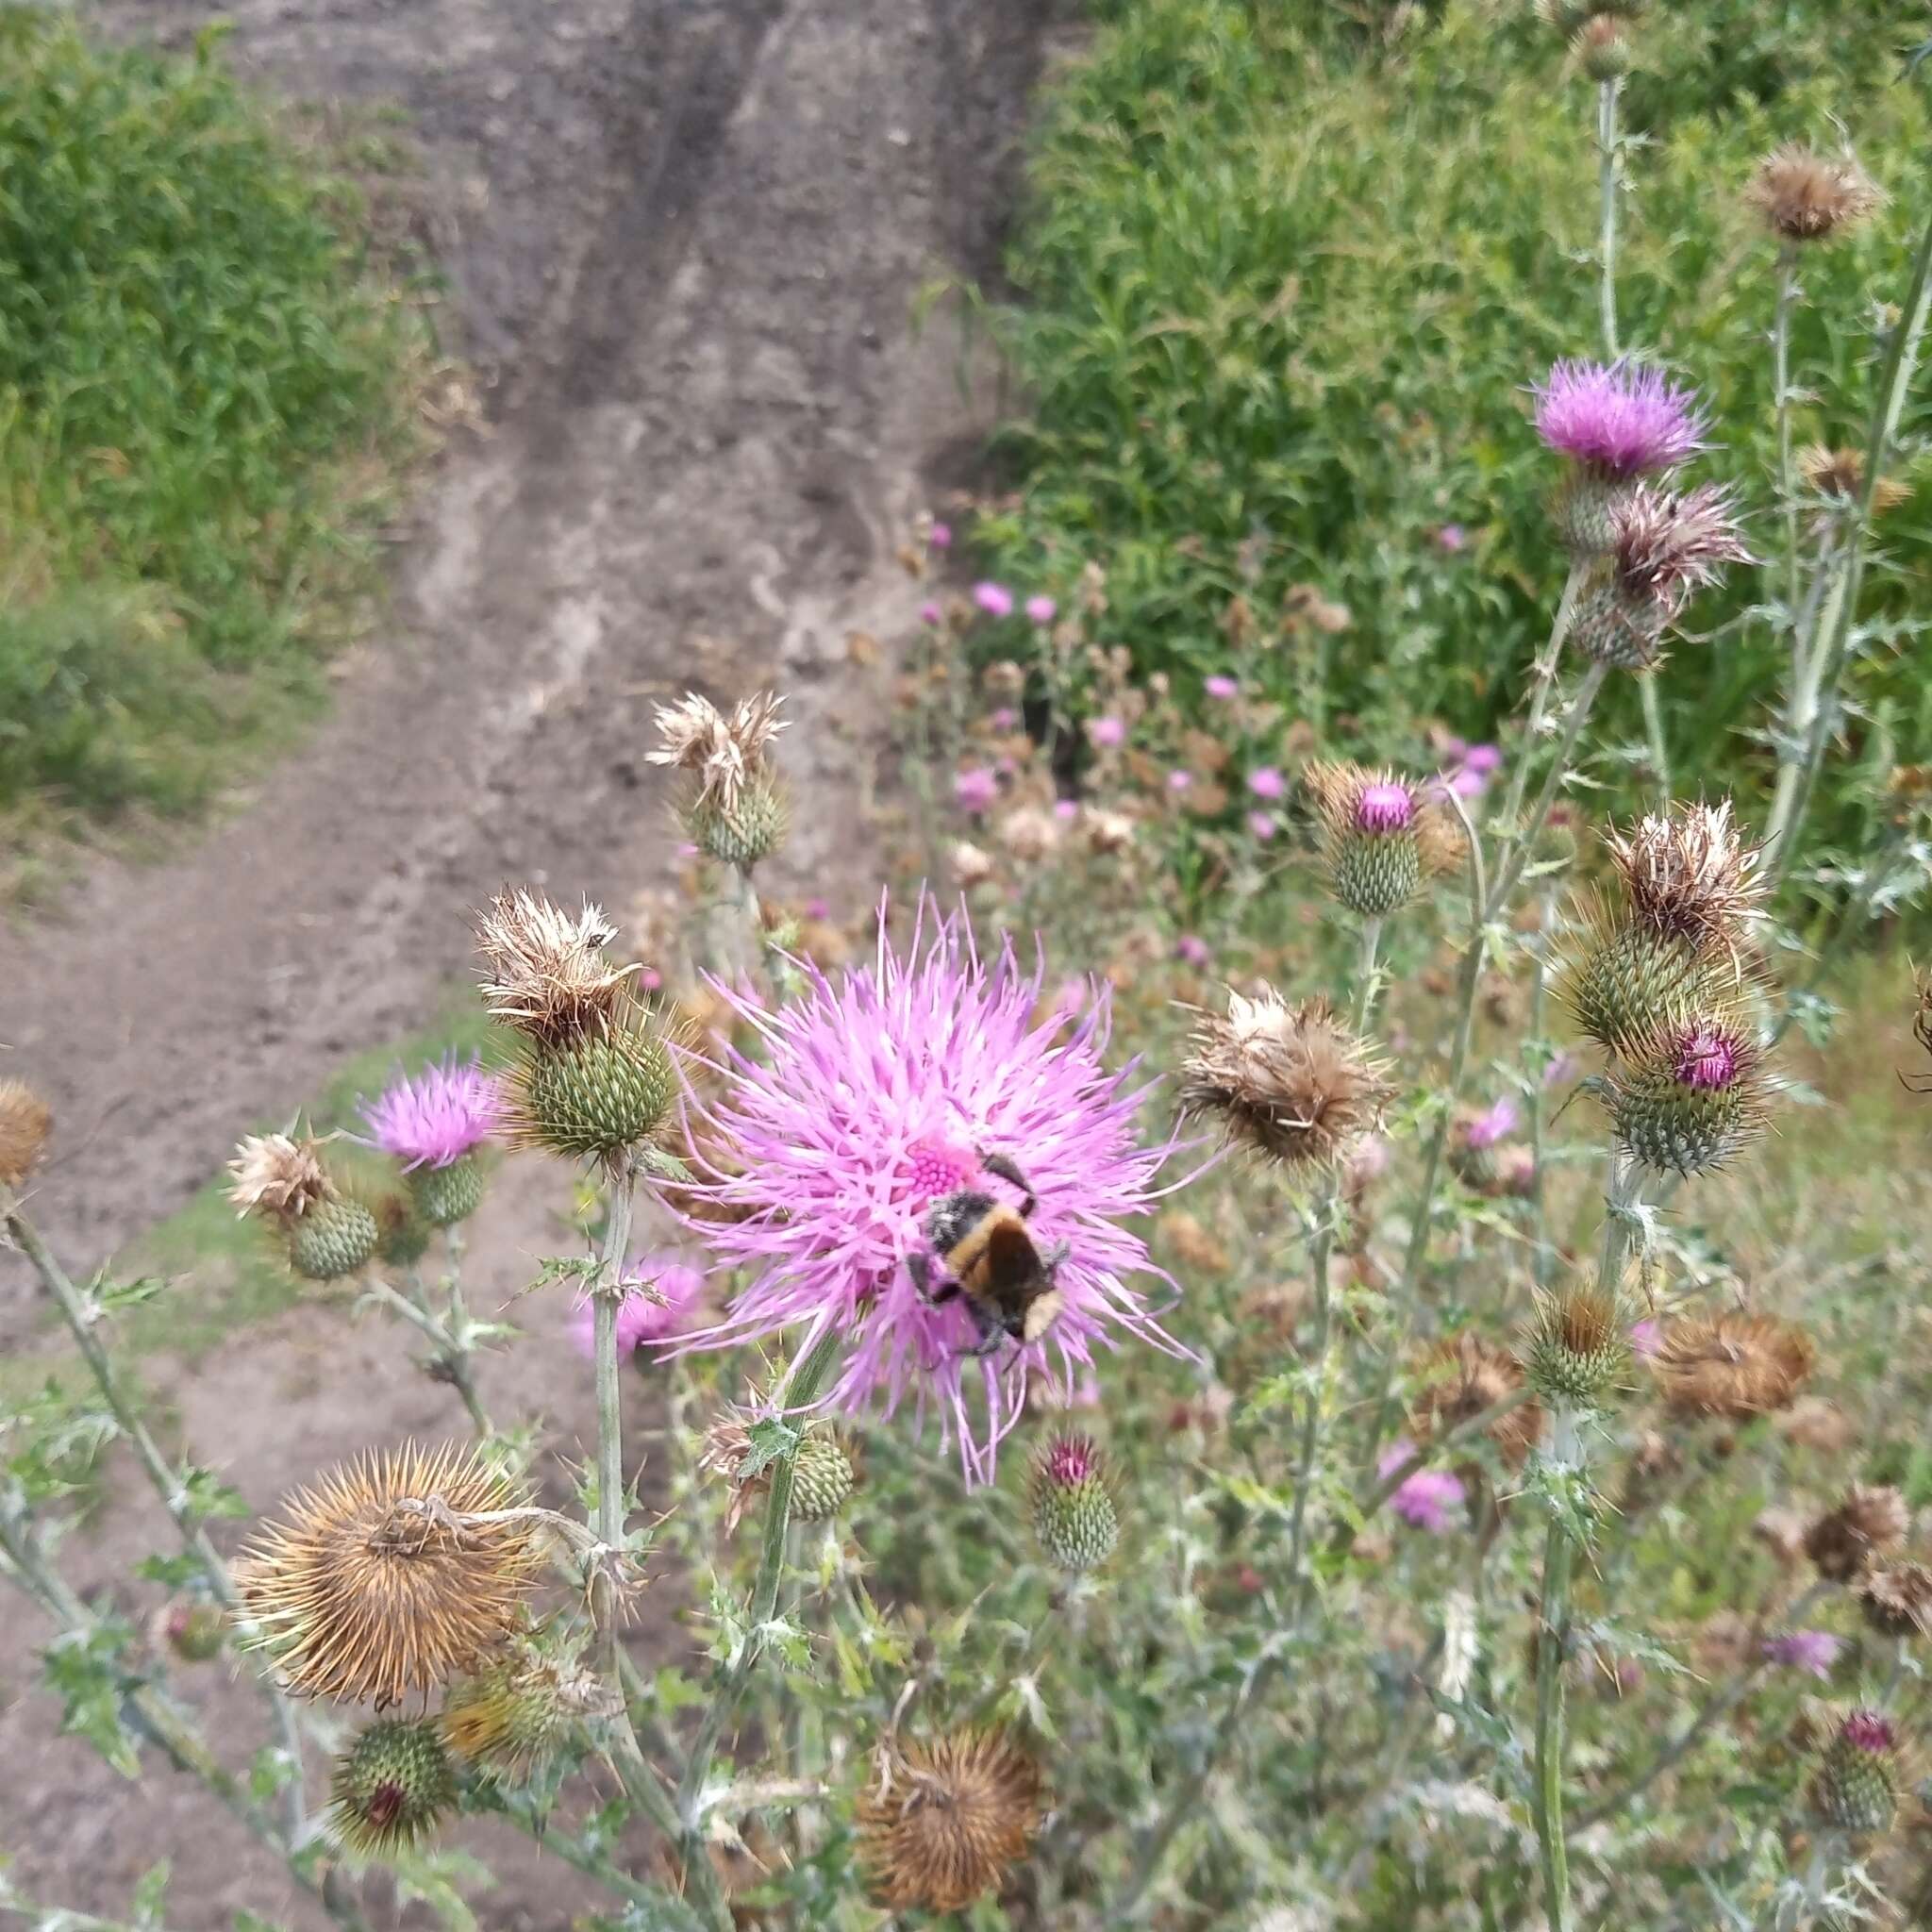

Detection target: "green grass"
[981, 0, 1931, 856]
[0, 9, 439, 880]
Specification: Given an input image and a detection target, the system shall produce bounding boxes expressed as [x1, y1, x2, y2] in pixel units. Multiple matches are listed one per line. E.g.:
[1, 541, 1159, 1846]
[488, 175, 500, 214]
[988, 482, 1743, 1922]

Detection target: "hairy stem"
[1774, 243, 1802, 620]
[1596, 77, 1621, 360]
[1532, 1499, 1577, 1932]
[365, 1275, 492, 1437]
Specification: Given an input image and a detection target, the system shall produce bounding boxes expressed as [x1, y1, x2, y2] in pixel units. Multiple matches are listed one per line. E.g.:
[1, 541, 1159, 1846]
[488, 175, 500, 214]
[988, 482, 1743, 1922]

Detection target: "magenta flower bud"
[920, 601, 943, 625]
[1053, 799, 1079, 824]
[1436, 523, 1468, 553]
[1462, 743, 1503, 774]
[990, 707, 1018, 731]
[928, 521, 952, 550]
[1763, 1631, 1843, 1679]
[953, 768, 999, 815]
[1167, 769, 1192, 793]
[1464, 1097, 1519, 1149]
[1379, 1442, 1466, 1533]
[1843, 1712, 1896, 1754]
[1355, 780, 1414, 834]
[1175, 934, 1210, 968]
[1247, 810, 1276, 841]
[1674, 1024, 1740, 1091]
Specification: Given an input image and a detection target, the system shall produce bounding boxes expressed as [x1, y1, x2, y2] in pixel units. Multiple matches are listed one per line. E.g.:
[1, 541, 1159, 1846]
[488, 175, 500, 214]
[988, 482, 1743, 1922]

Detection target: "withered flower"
[1798, 444, 1910, 516]
[858, 1728, 1043, 1912]
[1806, 1483, 1909, 1584]
[474, 889, 634, 1046]
[645, 691, 786, 815]
[0, 1079, 52, 1191]
[1606, 800, 1765, 962]
[1860, 1561, 1932, 1641]
[226, 1132, 334, 1222]
[1652, 1310, 1814, 1422]
[1746, 144, 1883, 243]
[1415, 1331, 1542, 1468]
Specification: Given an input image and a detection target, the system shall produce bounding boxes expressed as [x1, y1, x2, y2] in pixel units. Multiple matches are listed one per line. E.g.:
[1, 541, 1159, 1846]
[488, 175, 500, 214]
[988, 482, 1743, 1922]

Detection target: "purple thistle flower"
[1533, 358, 1710, 478]
[1842, 1711, 1895, 1754]
[1543, 1050, 1580, 1089]
[1436, 523, 1468, 553]
[1674, 1023, 1740, 1091]
[1247, 767, 1287, 801]
[973, 581, 1014, 618]
[1462, 743, 1502, 775]
[359, 1056, 500, 1172]
[990, 707, 1018, 732]
[1053, 799, 1079, 824]
[1379, 1441, 1466, 1533]
[1628, 1317, 1662, 1358]
[1246, 810, 1277, 841]
[1087, 715, 1126, 750]
[1464, 1097, 1520, 1149]
[675, 897, 1191, 1484]
[1356, 780, 1414, 834]
[1167, 769, 1193, 793]
[570, 1257, 708, 1359]
[928, 521, 952, 550]
[1175, 933, 1211, 968]
[1025, 594, 1058, 625]
[954, 767, 1000, 815]
[1763, 1630, 1843, 1679]
[920, 600, 943, 625]
[1205, 675, 1239, 700]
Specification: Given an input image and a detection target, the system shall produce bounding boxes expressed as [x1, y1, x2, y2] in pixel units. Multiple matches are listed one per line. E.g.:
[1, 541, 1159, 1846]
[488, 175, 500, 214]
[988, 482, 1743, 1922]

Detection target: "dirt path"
[0, 0, 1053, 1920]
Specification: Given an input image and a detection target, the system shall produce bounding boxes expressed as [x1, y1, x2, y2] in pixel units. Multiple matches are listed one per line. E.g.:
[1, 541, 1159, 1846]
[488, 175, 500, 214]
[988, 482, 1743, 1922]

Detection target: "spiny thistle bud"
[857, 1728, 1044, 1912]
[1810, 1711, 1901, 1836]
[1178, 987, 1392, 1169]
[236, 1442, 542, 1707]
[1605, 1013, 1771, 1176]
[689, 773, 790, 872]
[1573, 483, 1752, 671]
[1652, 1310, 1814, 1423]
[1414, 1332, 1542, 1469]
[1522, 1285, 1630, 1408]
[227, 1133, 379, 1282]
[288, 1196, 383, 1283]
[1574, 13, 1632, 80]
[1799, 444, 1911, 518]
[1448, 1098, 1520, 1193]
[1029, 1433, 1120, 1573]
[791, 1431, 858, 1524]
[1859, 1562, 1932, 1641]
[156, 1600, 226, 1663]
[1306, 762, 1459, 919]
[328, 1717, 457, 1857]
[1536, 0, 1645, 29]
[1807, 1485, 1910, 1584]
[375, 1194, 435, 1270]
[1746, 144, 1884, 245]
[1562, 902, 1723, 1057]
[408, 1153, 486, 1229]
[1550, 469, 1638, 558]
[0, 1078, 52, 1191]
[506, 1022, 675, 1161]
[441, 1644, 606, 1780]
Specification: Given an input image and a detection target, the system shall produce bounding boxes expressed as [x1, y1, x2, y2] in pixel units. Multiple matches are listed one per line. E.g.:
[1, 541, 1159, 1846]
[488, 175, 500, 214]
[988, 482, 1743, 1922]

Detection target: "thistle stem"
[365, 1275, 492, 1436]
[591, 1166, 638, 1696]
[1532, 1499, 1577, 1932]
[1596, 77, 1621, 360]
[1774, 243, 1803, 622]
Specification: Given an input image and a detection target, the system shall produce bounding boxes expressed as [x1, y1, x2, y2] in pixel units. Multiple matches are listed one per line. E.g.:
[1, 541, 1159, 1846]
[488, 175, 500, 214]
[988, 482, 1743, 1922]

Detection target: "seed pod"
[507, 1020, 675, 1160]
[791, 1433, 857, 1524]
[1523, 1286, 1629, 1408]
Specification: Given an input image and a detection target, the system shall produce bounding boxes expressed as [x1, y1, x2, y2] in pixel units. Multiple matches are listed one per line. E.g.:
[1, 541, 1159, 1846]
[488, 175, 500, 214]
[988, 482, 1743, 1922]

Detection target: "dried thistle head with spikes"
[1798, 444, 1911, 517]
[1606, 800, 1766, 962]
[1651, 1309, 1815, 1423]
[226, 1132, 335, 1222]
[1745, 143, 1884, 244]
[474, 889, 635, 1047]
[646, 691, 787, 815]
[0, 1078, 53, 1191]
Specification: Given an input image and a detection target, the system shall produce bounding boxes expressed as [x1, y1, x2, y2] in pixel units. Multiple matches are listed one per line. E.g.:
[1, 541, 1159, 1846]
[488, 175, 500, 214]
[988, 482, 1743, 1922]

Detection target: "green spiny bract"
[328, 1717, 458, 1857]
[508, 1019, 675, 1160]
[287, 1196, 380, 1282]
[690, 774, 789, 872]
[1809, 1712, 1900, 1836]
[1522, 1286, 1630, 1408]
[1606, 1017, 1766, 1177]
[441, 1647, 599, 1781]
[408, 1152, 486, 1228]
[1571, 574, 1664, 671]
[1030, 1433, 1120, 1574]
[1563, 914, 1721, 1058]
[791, 1432, 857, 1523]
[1330, 835, 1424, 922]
[1549, 469, 1636, 558]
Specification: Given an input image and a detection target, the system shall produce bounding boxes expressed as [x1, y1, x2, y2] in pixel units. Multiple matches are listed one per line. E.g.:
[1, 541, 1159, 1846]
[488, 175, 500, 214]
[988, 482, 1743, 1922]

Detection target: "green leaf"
[42, 1624, 143, 1778]
[735, 1417, 800, 1484]
[130, 1860, 172, 1931]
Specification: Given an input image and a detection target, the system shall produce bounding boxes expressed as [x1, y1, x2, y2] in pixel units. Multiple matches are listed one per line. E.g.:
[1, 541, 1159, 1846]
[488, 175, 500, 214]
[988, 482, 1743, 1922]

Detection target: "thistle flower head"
[474, 888, 633, 1046]
[1414, 1332, 1541, 1468]
[1607, 482, 1753, 615]
[328, 1717, 457, 1857]
[1606, 1010, 1771, 1175]
[441, 1642, 607, 1781]
[1606, 800, 1766, 959]
[226, 1133, 335, 1222]
[858, 1728, 1043, 1912]
[1030, 1431, 1120, 1572]
[1807, 1484, 1910, 1583]
[1573, 12, 1632, 79]
[0, 1078, 52, 1190]
[1180, 986, 1392, 1169]
[1305, 762, 1460, 918]
[1763, 1630, 1843, 1679]
[1522, 1284, 1631, 1408]
[1652, 1310, 1814, 1422]
[674, 898, 1187, 1484]
[645, 690, 787, 814]
[1799, 443, 1911, 514]
[359, 1057, 501, 1172]
[235, 1442, 542, 1707]
[1860, 1561, 1932, 1641]
[1379, 1443, 1467, 1533]
[1811, 1708, 1902, 1836]
[1533, 358, 1709, 480]
[1746, 143, 1883, 243]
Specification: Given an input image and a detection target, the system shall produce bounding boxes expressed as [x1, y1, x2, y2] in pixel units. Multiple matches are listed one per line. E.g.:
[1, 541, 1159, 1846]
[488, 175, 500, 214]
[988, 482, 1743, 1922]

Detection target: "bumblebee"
[907, 1150, 1068, 1356]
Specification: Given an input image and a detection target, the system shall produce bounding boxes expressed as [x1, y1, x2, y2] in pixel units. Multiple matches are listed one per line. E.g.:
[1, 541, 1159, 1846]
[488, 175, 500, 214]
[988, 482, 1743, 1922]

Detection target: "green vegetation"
[0, 9, 437, 873]
[983, 0, 1929, 850]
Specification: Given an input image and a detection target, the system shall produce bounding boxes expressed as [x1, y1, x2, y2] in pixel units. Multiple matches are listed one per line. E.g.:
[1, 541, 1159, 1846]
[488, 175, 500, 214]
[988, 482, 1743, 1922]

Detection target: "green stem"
[1526, 896, 1557, 1288]
[591, 1166, 639, 1705]
[1774, 243, 1803, 621]
[1492, 564, 1586, 878]
[1533, 1498, 1577, 1932]
[1639, 676, 1671, 800]
[1596, 77, 1621, 360]
[366, 1276, 492, 1436]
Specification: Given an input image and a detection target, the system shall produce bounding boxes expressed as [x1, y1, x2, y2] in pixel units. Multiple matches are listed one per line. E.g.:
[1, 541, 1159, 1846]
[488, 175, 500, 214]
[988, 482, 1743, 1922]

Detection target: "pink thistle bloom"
[1053, 799, 1080, 824]
[1629, 1317, 1662, 1358]
[1763, 1630, 1842, 1679]
[1039, 1431, 1102, 1489]
[1841, 1712, 1895, 1754]
[1247, 810, 1276, 841]
[1167, 769, 1193, 793]
[570, 1257, 708, 1359]
[991, 707, 1019, 732]
[1532, 358, 1710, 478]
[641, 967, 663, 992]
[920, 601, 943, 625]
[1356, 780, 1414, 833]
[1674, 1024, 1740, 1091]
[1205, 675, 1239, 700]
[1025, 594, 1058, 625]
[954, 767, 1000, 814]
[806, 897, 831, 921]
[674, 897, 1191, 1483]
[1446, 768, 1486, 800]
[1087, 715, 1126, 750]
[928, 521, 952, 551]
[1247, 767, 1286, 801]
[1175, 934, 1211, 968]
[1379, 1441, 1466, 1533]
[1436, 523, 1468, 553]
[1465, 1097, 1520, 1149]
[359, 1056, 500, 1172]
[1462, 743, 1503, 774]
[973, 581, 1014, 618]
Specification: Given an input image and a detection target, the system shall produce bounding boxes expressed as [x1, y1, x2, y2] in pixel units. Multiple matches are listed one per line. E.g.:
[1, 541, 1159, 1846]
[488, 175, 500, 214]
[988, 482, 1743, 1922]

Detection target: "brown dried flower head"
[475, 888, 634, 1046]
[1606, 800, 1766, 961]
[697, 1410, 764, 1537]
[1178, 988, 1391, 1169]
[1798, 444, 1911, 516]
[235, 1442, 542, 1707]
[1746, 143, 1883, 243]
[1652, 1310, 1815, 1422]
[1860, 1561, 1932, 1641]
[858, 1728, 1043, 1913]
[226, 1132, 335, 1223]
[1806, 1483, 1909, 1584]
[645, 691, 786, 814]
[0, 1078, 53, 1190]
[1415, 1331, 1542, 1468]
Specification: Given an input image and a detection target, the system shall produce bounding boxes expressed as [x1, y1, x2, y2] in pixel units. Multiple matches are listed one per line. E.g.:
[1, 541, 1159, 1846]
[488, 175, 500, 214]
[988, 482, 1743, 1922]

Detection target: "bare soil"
[0, 0, 1055, 1920]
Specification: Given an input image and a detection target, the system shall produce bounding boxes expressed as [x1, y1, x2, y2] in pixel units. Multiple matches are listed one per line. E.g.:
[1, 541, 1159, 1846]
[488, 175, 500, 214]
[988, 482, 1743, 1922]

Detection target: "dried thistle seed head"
[1029, 1433, 1120, 1574]
[1560, 896, 1726, 1058]
[327, 1717, 457, 1857]
[441, 1645, 606, 1780]
[1606, 801, 1767, 959]
[474, 888, 634, 1047]
[1605, 1011, 1772, 1177]
[500, 1012, 675, 1161]
[227, 1133, 336, 1223]
[236, 1442, 542, 1707]
[1304, 762, 1459, 919]
[1746, 143, 1884, 243]
[858, 1728, 1043, 1913]
[1415, 1331, 1541, 1468]
[1806, 1484, 1910, 1583]
[1798, 444, 1911, 515]
[1860, 1561, 1932, 1641]
[646, 690, 787, 815]
[1652, 1310, 1815, 1422]
[1523, 1285, 1631, 1407]
[1574, 483, 1752, 670]
[1810, 1709, 1901, 1836]
[0, 1078, 52, 1190]
[1178, 987, 1392, 1169]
